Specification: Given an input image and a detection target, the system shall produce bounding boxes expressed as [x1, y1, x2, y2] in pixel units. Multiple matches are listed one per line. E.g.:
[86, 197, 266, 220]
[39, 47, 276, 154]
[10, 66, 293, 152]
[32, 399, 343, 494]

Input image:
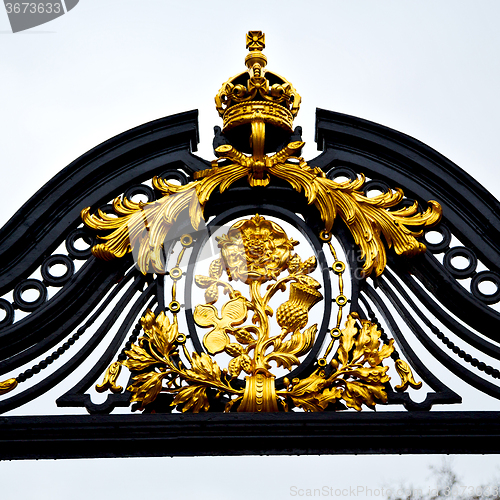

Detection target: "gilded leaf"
[267, 162, 441, 277]
[123, 344, 159, 371]
[96, 361, 123, 393]
[297, 275, 321, 288]
[203, 329, 230, 354]
[288, 254, 301, 273]
[233, 327, 256, 344]
[266, 352, 300, 370]
[300, 256, 317, 274]
[274, 325, 317, 359]
[171, 384, 210, 413]
[193, 303, 219, 328]
[239, 353, 253, 373]
[209, 259, 224, 279]
[195, 275, 215, 289]
[349, 365, 390, 384]
[351, 320, 375, 363]
[290, 394, 324, 412]
[288, 372, 328, 398]
[150, 311, 178, 357]
[205, 283, 219, 304]
[140, 309, 157, 336]
[364, 339, 394, 367]
[228, 356, 242, 378]
[314, 387, 343, 410]
[128, 371, 167, 409]
[194, 297, 247, 330]
[190, 352, 222, 381]
[342, 381, 387, 411]
[394, 358, 422, 391]
[220, 296, 247, 326]
[225, 343, 244, 357]
[337, 315, 358, 366]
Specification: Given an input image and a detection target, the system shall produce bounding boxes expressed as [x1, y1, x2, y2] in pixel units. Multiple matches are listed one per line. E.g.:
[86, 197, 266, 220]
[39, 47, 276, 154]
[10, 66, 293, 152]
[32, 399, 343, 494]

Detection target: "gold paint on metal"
[180, 234, 193, 247]
[83, 137, 441, 277]
[83, 32, 441, 277]
[0, 378, 18, 396]
[168, 300, 181, 313]
[335, 294, 348, 306]
[87, 33, 429, 411]
[394, 358, 422, 391]
[333, 261, 345, 273]
[95, 361, 123, 394]
[319, 230, 331, 242]
[215, 31, 300, 134]
[96, 215, 420, 412]
[169, 267, 183, 280]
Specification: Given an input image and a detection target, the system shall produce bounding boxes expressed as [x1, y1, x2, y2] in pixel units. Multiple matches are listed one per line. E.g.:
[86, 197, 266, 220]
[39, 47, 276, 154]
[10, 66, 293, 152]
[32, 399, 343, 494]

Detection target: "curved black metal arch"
[313, 108, 500, 272]
[0, 110, 205, 297]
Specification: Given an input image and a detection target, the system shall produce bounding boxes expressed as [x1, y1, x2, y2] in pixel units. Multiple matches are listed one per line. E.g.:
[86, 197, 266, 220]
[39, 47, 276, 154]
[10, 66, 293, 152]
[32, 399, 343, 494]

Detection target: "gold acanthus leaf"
[82, 142, 441, 277]
[266, 325, 317, 370]
[284, 314, 395, 412]
[82, 163, 249, 274]
[267, 161, 442, 277]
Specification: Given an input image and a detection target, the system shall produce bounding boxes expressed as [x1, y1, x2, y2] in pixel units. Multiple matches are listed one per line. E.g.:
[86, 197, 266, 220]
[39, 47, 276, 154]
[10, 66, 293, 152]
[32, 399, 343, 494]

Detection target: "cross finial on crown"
[246, 31, 265, 51]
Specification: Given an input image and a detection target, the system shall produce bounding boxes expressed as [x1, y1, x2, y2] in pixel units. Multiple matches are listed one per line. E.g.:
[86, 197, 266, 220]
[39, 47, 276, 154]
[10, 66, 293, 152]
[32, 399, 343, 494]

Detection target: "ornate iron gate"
[1, 32, 500, 459]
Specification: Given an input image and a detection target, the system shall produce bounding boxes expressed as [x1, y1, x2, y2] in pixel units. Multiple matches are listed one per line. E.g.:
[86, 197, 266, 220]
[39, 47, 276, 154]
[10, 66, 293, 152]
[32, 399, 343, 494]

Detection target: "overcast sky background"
[1, 1, 500, 499]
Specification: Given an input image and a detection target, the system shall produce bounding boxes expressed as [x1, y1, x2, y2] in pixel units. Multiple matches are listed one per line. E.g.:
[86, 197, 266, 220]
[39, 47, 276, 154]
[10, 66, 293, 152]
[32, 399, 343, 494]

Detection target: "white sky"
[1, 1, 500, 499]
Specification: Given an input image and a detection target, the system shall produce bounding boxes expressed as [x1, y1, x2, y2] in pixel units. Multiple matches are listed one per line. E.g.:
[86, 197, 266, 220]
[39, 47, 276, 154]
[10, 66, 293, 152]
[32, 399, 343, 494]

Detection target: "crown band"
[223, 101, 294, 132]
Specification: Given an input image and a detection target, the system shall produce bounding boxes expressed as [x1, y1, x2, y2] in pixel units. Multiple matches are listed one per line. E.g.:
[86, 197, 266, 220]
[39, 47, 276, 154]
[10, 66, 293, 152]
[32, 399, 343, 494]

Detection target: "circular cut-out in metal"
[471, 272, 500, 305]
[335, 294, 348, 306]
[169, 300, 181, 313]
[124, 184, 155, 204]
[443, 247, 477, 279]
[363, 180, 391, 197]
[423, 224, 451, 253]
[13, 279, 48, 312]
[159, 169, 190, 186]
[66, 229, 96, 260]
[333, 261, 346, 273]
[180, 234, 193, 247]
[41, 254, 75, 287]
[325, 166, 358, 183]
[169, 267, 183, 280]
[319, 230, 331, 242]
[0, 299, 14, 328]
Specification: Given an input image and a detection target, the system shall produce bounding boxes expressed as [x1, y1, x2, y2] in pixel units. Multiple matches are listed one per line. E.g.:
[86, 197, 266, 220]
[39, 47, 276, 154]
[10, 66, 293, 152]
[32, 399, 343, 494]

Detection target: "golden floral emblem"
[217, 214, 297, 283]
[96, 215, 422, 413]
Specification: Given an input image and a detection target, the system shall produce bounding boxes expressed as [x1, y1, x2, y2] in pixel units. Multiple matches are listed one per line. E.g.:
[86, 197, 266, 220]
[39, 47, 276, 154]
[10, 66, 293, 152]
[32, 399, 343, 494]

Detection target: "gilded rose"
[216, 215, 297, 284]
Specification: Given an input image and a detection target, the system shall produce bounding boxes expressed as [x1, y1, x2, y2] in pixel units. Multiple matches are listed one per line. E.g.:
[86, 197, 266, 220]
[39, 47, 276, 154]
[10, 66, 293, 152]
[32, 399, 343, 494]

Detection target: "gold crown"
[215, 31, 301, 134]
